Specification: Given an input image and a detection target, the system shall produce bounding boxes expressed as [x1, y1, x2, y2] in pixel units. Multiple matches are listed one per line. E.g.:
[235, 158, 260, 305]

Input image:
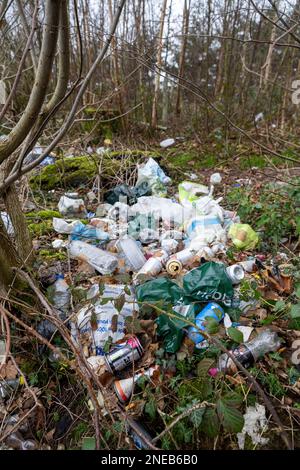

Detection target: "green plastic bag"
[136, 277, 184, 305]
[228, 223, 259, 250]
[136, 278, 197, 353]
[156, 315, 184, 353]
[156, 304, 198, 353]
[183, 261, 234, 307]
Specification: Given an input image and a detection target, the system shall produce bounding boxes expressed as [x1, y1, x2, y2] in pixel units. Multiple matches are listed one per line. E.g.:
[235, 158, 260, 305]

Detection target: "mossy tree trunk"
[3, 183, 33, 264]
[0, 218, 20, 294]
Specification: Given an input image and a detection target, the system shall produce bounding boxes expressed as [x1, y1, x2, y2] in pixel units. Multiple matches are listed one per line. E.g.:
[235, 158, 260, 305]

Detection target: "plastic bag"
[183, 261, 234, 307]
[105, 184, 137, 206]
[135, 158, 171, 197]
[128, 213, 157, 240]
[136, 277, 184, 305]
[130, 196, 189, 228]
[58, 195, 87, 217]
[228, 223, 259, 250]
[178, 181, 209, 206]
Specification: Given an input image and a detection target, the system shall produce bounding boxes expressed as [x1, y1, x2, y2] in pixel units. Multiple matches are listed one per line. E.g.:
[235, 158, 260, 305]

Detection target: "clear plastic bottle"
[52, 274, 70, 319]
[6, 432, 37, 450]
[217, 329, 281, 374]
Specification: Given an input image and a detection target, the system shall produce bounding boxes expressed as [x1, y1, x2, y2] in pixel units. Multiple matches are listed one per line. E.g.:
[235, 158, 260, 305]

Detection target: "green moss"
[39, 249, 67, 261]
[30, 151, 154, 190]
[26, 210, 61, 220]
[28, 220, 53, 236]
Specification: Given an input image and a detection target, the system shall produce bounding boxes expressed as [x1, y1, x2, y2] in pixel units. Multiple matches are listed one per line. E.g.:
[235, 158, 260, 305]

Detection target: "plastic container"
[69, 240, 118, 275]
[51, 274, 70, 318]
[217, 329, 281, 374]
[188, 302, 224, 344]
[117, 237, 146, 271]
[226, 264, 245, 285]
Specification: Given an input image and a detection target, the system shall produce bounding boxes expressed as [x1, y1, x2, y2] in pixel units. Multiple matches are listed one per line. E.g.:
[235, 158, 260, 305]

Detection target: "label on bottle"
[232, 345, 255, 369]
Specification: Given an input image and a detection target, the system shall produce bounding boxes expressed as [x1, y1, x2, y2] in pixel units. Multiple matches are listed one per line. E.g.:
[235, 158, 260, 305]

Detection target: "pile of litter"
[2, 156, 299, 450]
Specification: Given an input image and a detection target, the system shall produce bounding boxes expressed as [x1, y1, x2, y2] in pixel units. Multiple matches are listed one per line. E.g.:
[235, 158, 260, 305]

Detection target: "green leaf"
[124, 285, 131, 296]
[227, 327, 244, 344]
[200, 408, 219, 438]
[228, 308, 241, 322]
[217, 399, 244, 433]
[197, 358, 215, 377]
[98, 282, 105, 296]
[114, 294, 125, 313]
[190, 407, 206, 428]
[145, 398, 156, 420]
[295, 285, 300, 299]
[100, 298, 111, 305]
[82, 436, 96, 450]
[221, 391, 243, 407]
[205, 317, 220, 334]
[290, 303, 300, 319]
[274, 300, 286, 312]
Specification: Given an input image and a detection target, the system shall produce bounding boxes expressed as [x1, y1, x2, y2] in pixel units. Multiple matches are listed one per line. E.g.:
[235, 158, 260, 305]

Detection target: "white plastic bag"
[58, 195, 86, 217]
[53, 217, 82, 234]
[135, 158, 171, 196]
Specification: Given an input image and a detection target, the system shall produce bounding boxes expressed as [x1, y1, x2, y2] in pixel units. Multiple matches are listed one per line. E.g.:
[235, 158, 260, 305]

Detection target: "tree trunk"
[151, 0, 168, 128]
[0, 218, 20, 293]
[3, 183, 33, 264]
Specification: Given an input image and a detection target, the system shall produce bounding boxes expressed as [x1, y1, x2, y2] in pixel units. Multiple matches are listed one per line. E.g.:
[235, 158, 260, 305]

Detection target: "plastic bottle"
[216, 329, 281, 374]
[69, 240, 118, 275]
[117, 237, 146, 271]
[188, 302, 224, 345]
[6, 432, 37, 450]
[52, 274, 70, 318]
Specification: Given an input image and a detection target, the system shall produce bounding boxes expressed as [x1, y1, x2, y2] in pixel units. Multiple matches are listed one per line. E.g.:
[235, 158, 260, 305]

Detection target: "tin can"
[114, 365, 159, 403]
[226, 264, 245, 284]
[104, 336, 143, 374]
[171, 248, 195, 265]
[166, 258, 182, 275]
[134, 257, 163, 281]
[127, 420, 153, 450]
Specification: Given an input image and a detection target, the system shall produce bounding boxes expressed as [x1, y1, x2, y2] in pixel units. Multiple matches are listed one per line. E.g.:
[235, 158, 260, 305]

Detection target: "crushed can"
[127, 420, 153, 450]
[104, 336, 143, 374]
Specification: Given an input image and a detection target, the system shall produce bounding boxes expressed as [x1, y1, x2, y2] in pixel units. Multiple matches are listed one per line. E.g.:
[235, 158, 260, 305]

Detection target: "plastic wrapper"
[178, 181, 209, 206]
[58, 195, 87, 217]
[135, 157, 171, 197]
[228, 223, 259, 250]
[130, 196, 189, 228]
[75, 287, 136, 355]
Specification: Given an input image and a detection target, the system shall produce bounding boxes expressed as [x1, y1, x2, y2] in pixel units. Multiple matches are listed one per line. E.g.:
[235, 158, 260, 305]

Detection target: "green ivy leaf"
[82, 436, 96, 450]
[227, 326, 244, 344]
[145, 398, 156, 420]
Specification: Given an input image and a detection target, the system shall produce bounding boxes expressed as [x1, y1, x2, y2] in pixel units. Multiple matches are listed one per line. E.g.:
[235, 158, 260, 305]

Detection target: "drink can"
[104, 336, 143, 374]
